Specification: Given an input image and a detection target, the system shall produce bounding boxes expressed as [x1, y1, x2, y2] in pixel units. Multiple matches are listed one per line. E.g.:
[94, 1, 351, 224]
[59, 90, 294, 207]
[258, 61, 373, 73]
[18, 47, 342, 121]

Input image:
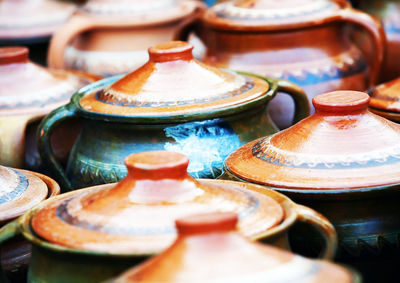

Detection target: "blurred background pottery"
[368, 77, 400, 122]
[0, 151, 336, 282]
[47, 0, 205, 77]
[0, 0, 76, 65]
[38, 41, 309, 191]
[175, 0, 385, 129]
[223, 91, 400, 282]
[0, 46, 98, 171]
[0, 166, 59, 282]
[112, 212, 358, 283]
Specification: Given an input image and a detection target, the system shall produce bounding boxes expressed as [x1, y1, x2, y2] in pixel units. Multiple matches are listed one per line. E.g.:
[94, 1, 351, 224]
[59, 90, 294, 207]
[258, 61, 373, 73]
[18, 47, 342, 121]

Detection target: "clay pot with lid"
[175, 0, 385, 129]
[224, 91, 400, 264]
[113, 212, 358, 283]
[38, 41, 309, 191]
[0, 151, 336, 282]
[47, 0, 205, 76]
[0, 165, 59, 282]
[368, 76, 400, 122]
[0, 46, 98, 171]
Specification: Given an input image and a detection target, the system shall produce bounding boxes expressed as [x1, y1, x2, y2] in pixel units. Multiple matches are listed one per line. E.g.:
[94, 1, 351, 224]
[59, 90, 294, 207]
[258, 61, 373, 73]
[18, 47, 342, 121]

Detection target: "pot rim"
[17, 180, 298, 257]
[69, 72, 276, 124]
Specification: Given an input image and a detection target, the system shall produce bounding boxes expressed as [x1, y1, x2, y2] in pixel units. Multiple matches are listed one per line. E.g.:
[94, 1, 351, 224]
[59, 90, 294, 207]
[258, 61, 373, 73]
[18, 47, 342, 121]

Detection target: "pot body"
[66, 105, 276, 189]
[199, 24, 369, 128]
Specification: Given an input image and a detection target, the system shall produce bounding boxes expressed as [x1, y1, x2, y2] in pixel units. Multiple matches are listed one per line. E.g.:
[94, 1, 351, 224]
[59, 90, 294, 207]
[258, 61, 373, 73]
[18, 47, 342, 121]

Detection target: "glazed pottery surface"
[223, 91, 400, 260]
[0, 151, 336, 282]
[368, 76, 400, 115]
[47, 0, 204, 76]
[175, 0, 385, 128]
[0, 46, 96, 170]
[38, 41, 309, 191]
[112, 213, 358, 283]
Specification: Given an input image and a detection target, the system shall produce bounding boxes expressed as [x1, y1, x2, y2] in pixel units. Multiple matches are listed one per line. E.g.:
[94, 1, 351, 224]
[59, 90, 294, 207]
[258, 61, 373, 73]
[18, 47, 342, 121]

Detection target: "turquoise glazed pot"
[37, 41, 309, 191]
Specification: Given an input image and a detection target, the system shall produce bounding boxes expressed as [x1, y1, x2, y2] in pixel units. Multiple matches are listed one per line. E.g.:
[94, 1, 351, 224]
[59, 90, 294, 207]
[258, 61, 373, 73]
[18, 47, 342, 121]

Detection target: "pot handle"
[295, 204, 338, 260]
[0, 220, 21, 283]
[37, 103, 76, 192]
[236, 71, 310, 125]
[173, 9, 204, 42]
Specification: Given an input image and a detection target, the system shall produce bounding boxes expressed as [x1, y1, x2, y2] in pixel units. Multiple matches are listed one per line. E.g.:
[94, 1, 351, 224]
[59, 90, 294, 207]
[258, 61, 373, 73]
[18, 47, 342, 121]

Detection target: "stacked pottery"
[112, 212, 359, 283]
[0, 46, 98, 171]
[368, 77, 400, 122]
[223, 91, 400, 280]
[0, 151, 337, 282]
[175, 0, 385, 128]
[0, 166, 59, 282]
[37, 41, 310, 191]
[0, 0, 76, 65]
[47, 0, 204, 76]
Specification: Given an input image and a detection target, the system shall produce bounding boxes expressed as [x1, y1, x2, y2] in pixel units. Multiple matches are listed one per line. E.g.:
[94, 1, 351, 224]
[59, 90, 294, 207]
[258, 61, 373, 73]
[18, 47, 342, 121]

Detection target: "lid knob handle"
[0, 47, 29, 65]
[124, 151, 189, 180]
[148, 41, 194, 63]
[312, 91, 370, 114]
[176, 212, 238, 235]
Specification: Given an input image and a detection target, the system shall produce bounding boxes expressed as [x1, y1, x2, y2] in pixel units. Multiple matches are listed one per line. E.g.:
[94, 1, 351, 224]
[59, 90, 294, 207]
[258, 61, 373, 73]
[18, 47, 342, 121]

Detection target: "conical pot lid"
[225, 91, 400, 191]
[369, 77, 400, 113]
[0, 0, 76, 40]
[0, 46, 93, 117]
[113, 213, 356, 283]
[31, 151, 284, 254]
[203, 0, 344, 31]
[79, 41, 270, 118]
[0, 166, 48, 223]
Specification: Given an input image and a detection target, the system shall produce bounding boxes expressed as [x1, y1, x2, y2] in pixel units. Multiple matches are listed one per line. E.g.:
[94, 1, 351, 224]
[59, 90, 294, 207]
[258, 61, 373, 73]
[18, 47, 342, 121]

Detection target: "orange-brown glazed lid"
[226, 91, 400, 191]
[31, 151, 284, 254]
[78, 41, 269, 118]
[0, 0, 76, 40]
[0, 46, 93, 117]
[203, 0, 345, 31]
[0, 166, 48, 224]
[113, 213, 357, 283]
[369, 77, 400, 113]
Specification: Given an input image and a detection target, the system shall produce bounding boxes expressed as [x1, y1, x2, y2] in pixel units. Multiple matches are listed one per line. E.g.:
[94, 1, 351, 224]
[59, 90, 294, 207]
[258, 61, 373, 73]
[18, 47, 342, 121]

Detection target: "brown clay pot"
[47, 0, 204, 76]
[0, 46, 98, 171]
[368, 76, 400, 122]
[175, 0, 386, 128]
[112, 212, 360, 283]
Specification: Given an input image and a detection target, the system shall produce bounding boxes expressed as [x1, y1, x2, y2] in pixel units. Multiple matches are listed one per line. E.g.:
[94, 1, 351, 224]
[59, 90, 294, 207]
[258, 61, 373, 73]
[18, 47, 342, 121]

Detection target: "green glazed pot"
[37, 72, 309, 192]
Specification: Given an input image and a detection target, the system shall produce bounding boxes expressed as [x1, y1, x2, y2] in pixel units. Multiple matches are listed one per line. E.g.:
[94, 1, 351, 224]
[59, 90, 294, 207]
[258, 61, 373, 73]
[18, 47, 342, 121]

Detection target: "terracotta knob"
[312, 91, 370, 114]
[0, 46, 29, 65]
[124, 151, 190, 180]
[176, 212, 238, 235]
[148, 41, 194, 63]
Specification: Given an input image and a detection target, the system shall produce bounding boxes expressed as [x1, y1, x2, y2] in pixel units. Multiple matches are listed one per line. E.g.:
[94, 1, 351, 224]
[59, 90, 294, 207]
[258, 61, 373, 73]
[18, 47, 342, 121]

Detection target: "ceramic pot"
[0, 46, 98, 171]
[0, 151, 336, 282]
[0, 0, 76, 65]
[223, 91, 400, 263]
[357, 0, 400, 82]
[112, 212, 359, 283]
[38, 41, 310, 191]
[0, 166, 59, 282]
[47, 0, 205, 76]
[175, 0, 385, 129]
[368, 76, 400, 122]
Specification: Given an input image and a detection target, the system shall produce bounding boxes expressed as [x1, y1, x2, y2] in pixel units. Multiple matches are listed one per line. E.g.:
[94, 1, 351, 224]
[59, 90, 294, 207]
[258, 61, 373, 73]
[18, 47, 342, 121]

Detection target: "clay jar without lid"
[0, 151, 336, 282]
[47, 0, 204, 76]
[223, 91, 400, 265]
[175, 0, 385, 129]
[113, 213, 358, 283]
[38, 41, 309, 191]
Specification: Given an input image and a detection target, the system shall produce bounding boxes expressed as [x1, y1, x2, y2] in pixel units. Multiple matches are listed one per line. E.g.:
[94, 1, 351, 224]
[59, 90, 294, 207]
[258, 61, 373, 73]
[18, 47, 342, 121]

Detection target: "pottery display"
[0, 166, 59, 282]
[112, 212, 359, 283]
[0, 151, 336, 282]
[223, 91, 400, 264]
[0, 46, 98, 171]
[357, 0, 400, 82]
[175, 0, 385, 129]
[38, 41, 310, 191]
[368, 76, 400, 122]
[47, 0, 205, 76]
